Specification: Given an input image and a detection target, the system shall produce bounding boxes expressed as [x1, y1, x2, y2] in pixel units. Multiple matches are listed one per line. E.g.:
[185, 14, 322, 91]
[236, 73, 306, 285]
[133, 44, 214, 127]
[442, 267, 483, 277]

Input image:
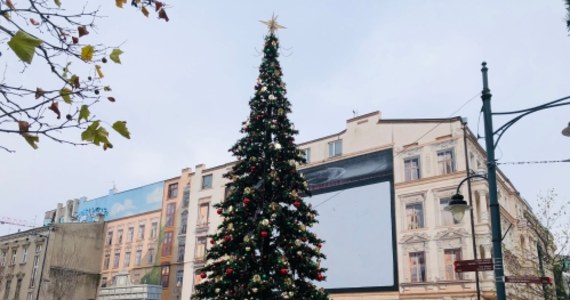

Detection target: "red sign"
[454, 259, 494, 273]
[505, 276, 553, 284]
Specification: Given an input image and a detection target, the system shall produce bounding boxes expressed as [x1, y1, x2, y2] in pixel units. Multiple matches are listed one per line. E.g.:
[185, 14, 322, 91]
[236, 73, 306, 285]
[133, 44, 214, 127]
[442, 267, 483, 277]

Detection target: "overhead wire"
[313, 91, 482, 209]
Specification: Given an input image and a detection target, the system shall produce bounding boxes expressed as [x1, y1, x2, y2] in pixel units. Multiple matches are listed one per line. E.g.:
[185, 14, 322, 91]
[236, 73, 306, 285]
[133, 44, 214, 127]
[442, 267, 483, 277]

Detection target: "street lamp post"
[449, 62, 570, 300]
[480, 62, 508, 300]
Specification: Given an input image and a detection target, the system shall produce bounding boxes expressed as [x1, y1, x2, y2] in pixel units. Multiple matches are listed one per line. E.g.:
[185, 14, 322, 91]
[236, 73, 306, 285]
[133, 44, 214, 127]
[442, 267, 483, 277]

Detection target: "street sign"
[454, 259, 494, 273]
[505, 276, 553, 284]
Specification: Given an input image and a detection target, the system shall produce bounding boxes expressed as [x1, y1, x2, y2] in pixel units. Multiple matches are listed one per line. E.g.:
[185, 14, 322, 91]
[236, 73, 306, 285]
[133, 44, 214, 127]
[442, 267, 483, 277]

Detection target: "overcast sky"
[1, 1, 569, 233]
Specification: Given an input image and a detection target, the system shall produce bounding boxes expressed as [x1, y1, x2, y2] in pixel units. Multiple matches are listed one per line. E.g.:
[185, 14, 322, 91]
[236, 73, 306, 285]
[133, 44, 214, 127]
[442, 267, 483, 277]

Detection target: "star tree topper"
[260, 14, 286, 33]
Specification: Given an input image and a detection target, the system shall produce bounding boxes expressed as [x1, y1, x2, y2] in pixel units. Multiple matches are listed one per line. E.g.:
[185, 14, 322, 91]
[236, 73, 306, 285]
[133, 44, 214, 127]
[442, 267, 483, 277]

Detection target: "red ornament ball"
[200, 272, 207, 279]
[210, 239, 215, 244]
[280, 268, 288, 275]
[226, 268, 233, 275]
[316, 273, 325, 281]
[217, 208, 223, 215]
[224, 234, 232, 241]
[243, 198, 251, 205]
[260, 230, 269, 238]
[293, 201, 301, 208]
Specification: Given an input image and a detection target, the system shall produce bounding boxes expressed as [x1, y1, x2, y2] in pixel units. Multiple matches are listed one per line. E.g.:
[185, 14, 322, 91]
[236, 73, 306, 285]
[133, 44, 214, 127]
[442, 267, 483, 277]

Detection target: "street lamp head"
[562, 122, 570, 137]
[445, 194, 472, 223]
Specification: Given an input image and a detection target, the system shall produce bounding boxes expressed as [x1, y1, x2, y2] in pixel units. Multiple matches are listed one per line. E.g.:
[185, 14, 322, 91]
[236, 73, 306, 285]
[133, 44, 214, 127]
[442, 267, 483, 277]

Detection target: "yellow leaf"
[115, 0, 124, 8]
[22, 134, 39, 149]
[60, 88, 72, 104]
[54, 0, 62, 7]
[81, 45, 94, 61]
[6, 0, 15, 9]
[109, 49, 123, 64]
[141, 6, 149, 17]
[95, 65, 104, 78]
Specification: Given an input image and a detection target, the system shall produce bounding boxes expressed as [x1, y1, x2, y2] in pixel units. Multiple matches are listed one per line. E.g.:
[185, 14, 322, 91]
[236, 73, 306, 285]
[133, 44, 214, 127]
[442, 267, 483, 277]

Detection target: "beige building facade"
[0, 223, 104, 300]
[179, 111, 553, 300]
[99, 209, 162, 289]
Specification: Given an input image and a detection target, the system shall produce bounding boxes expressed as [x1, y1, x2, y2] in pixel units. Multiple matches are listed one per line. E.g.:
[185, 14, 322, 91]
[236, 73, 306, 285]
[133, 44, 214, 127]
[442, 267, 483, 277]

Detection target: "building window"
[168, 183, 179, 198]
[198, 202, 210, 227]
[437, 149, 455, 174]
[404, 157, 421, 181]
[29, 255, 39, 287]
[127, 226, 134, 242]
[20, 246, 28, 264]
[117, 229, 123, 244]
[135, 248, 142, 266]
[113, 252, 120, 269]
[405, 202, 424, 229]
[162, 232, 173, 257]
[302, 148, 311, 163]
[106, 230, 113, 245]
[0, 250, 6, 266]
[182, 186, 190, 208]
[177, 242, 185, 262]
[150, 221, 158, 239]
[201, 174, 213, 189]
[195, 237, 207, 261]
[11, 249, 17, 265]
[14, 278, 22, 299]
[148, 248, 155, 264]
[165, 203, 176, 227]
[440, 198, 461, 225]
[27, 292, 32, 300]
[176, 269, 184, 287]
[35, 244, 42, 254]
[409, 251, 426, 283]
[4, 279, 11, 300]
[103, 254, 110, 270]
[180, 211, 188, 235]
[444, 248, 463, 280]
[124, 252, 131, 268]
[328, 140, 342, 157]
[161, 265, 170, 288]
[138, 223, 145, 240]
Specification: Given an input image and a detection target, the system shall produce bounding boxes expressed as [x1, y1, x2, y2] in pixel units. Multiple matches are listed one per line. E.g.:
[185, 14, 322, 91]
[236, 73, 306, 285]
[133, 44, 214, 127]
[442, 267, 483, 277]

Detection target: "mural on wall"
[76, 181, 164, 222]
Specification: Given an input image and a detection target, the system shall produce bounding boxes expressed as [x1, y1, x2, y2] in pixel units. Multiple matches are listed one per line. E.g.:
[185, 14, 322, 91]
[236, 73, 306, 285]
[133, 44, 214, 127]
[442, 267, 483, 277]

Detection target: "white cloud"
[110, 199, 136, 216]
[146, 187, 163, 204]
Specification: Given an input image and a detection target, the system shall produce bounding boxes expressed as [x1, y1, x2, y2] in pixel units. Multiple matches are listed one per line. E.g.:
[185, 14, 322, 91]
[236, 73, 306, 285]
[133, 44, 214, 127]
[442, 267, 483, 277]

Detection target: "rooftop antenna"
[352, 109, 359, 118]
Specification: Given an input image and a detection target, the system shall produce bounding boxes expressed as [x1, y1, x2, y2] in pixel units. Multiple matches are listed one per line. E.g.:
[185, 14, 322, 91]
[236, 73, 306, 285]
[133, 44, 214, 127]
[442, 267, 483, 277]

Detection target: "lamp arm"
[492, 95, 570, 116]
[455, 174, 488, 195]
[492, 100, 570, 149]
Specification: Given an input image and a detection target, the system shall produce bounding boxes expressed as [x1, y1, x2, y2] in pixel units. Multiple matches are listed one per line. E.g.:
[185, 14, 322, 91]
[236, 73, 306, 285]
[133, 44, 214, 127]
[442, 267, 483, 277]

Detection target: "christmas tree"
[191, 15, 329, 300]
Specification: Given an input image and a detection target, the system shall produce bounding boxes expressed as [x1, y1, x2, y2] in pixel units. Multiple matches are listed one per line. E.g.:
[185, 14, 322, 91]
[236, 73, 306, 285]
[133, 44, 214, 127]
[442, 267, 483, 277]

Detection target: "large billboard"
[301, 149, 398, 292]
[76, 181, 164, 222]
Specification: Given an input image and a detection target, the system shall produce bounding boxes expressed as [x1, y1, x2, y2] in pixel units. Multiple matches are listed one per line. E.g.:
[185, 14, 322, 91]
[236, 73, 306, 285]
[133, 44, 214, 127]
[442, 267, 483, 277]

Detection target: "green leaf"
[54, 0, 61, 7]
[60, 88, 72, 104]
[81, 121, 111, 148]
[112, 121, 130, 139]
[22, 133, 39, 149]
[81, 45, 94, 61]
[78, 105, 90, 123]
[7, 30, 43, 64]
[109, 49, 123, 64]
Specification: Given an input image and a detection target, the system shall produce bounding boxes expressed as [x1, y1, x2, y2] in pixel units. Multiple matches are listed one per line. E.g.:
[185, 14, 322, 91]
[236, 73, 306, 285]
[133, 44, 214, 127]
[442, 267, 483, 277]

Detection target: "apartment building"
[0, 223, 104, 300]
[158, 168, 192, 300]
[179, 111, 553, 300]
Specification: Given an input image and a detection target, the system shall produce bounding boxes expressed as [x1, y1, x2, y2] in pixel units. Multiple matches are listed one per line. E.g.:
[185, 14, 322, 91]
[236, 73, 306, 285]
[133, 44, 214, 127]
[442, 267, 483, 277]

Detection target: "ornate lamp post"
[447, 62, 570, 300]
